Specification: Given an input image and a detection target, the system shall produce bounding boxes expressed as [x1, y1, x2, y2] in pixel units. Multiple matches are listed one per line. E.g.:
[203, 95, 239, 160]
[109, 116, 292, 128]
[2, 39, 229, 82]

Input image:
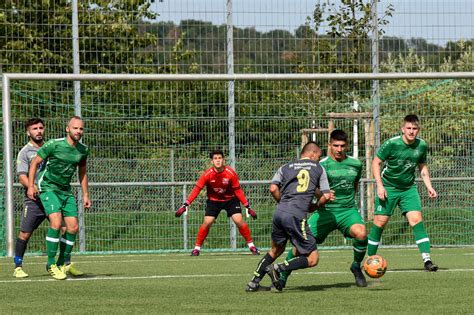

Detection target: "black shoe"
[246, 281, 271, 292]
[350, 263, 368, 287]
[265, 264, 283, 292]
[190, 249, 200, 256]
[424, 260, 438, 272]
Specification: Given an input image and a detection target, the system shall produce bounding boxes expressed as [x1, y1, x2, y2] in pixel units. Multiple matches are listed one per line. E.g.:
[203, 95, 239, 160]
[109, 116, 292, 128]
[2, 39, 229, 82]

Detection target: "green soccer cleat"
[13, 267, 29, 278]
[61, 263, 84, 276]
[48, 264, 67, 280]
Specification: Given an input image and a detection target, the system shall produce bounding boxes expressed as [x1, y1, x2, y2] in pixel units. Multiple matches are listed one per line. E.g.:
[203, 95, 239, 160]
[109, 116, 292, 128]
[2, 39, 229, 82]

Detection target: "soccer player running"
[368, 114, 438, 271]
[246, 141, 330, 292]
[279, 129, 368, 287]
[27, 116, 91, 280]
[175, 149, 259, 256]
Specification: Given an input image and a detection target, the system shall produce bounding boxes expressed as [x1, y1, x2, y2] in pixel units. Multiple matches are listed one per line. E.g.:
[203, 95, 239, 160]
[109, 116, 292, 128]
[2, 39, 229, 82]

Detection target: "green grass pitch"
[0, 247, 472, 314]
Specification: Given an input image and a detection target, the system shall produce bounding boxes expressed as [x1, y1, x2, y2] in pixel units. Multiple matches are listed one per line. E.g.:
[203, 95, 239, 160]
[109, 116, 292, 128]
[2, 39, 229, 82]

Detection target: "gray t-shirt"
[16, 142, 44, 195]
[271, 158, 330, 219]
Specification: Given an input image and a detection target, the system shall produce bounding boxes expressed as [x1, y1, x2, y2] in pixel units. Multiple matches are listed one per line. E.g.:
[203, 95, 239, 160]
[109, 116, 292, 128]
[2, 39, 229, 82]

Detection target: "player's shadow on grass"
[389, 267, 447, 272]
[286, 282, 356, 291]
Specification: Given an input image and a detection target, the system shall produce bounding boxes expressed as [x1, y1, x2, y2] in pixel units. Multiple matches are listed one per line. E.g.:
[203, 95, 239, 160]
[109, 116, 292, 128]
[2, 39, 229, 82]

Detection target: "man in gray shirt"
[13, 118, 47, 278]
[246, 141, 331, 292]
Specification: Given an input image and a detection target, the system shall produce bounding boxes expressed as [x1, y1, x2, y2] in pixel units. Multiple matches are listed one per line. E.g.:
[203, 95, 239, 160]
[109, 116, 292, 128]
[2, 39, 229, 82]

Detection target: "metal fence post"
[183, 185, 188, 250]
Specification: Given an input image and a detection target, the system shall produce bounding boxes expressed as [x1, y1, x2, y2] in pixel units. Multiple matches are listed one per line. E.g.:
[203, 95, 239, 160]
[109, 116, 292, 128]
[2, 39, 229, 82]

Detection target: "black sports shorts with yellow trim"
[271, 210, 317, 255]
[20, 199, 47, 233]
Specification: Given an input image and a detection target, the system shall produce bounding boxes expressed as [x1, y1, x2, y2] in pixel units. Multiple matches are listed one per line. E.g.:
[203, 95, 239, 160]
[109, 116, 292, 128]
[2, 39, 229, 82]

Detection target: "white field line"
[1, 269, 473, 284]
[1, 250, 473, 266]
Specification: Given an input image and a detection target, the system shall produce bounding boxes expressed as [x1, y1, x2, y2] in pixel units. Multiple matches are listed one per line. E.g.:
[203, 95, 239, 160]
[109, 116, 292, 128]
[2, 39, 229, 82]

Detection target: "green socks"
[57, 232, 77, 266]
[413, 221, 431, 261]
[368, 225, 384, 256]
[46, 228, 61, 267]
[353, 237, 368, 264]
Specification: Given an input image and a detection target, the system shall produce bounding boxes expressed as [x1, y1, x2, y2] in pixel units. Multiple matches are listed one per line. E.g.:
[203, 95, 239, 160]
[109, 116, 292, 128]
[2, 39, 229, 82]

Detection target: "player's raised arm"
[419, 163, 437, 199]
[27, 155, 43, 200]
[372, 156, 386, 201]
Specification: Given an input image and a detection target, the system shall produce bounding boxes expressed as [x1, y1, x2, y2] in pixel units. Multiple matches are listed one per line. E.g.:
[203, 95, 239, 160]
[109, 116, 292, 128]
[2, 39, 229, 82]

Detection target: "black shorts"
[205, 199, 242, 218]
[271, 211, 317, 255]
[20, 199, 47, 233]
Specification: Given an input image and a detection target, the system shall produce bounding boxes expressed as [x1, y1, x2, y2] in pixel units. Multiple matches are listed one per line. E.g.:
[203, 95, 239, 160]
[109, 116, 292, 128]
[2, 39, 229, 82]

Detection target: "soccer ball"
[363, 255, 388, 278]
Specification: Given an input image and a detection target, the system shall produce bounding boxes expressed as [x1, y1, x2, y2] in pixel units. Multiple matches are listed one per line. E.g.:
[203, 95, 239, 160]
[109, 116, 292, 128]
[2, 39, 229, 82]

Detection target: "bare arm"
[372, 156, 387, 201]
[27, 155, 43, 200]
[19, 174, 29, 188]
[78, 159, 91, 208]
[270, 184, 281, 202]
[419, 163, 437, 199]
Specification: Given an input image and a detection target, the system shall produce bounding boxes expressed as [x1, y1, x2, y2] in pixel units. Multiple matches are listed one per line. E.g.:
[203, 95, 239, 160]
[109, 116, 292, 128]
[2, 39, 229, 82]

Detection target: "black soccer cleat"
[424, 260, 438, 272]
[190, 249, 200, 256]
[350, 263, 368, 287]
[265, 264, 283, 292]
[245, 281, 271, 292]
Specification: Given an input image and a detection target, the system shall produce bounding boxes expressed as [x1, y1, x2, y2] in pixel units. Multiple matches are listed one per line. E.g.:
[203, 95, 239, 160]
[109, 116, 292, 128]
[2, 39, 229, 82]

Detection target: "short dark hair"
[25, 118, 44, 130]
[301, 141, 321, 156]
[209, 149, 224, 159]
[404, 114, 419, 124]
[329, 129, 348, 142]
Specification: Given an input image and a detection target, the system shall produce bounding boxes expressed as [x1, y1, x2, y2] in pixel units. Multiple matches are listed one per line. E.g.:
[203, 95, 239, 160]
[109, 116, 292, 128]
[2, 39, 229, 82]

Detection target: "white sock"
[247, 242, 255, 248]
[422, 252, 431, 262]
[194, 246, 201, 251]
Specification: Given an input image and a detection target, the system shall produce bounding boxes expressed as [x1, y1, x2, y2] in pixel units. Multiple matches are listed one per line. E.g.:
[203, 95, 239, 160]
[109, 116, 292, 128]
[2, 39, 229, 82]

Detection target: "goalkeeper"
[175, 149, 259, 256]
[279, 129, 368, 288]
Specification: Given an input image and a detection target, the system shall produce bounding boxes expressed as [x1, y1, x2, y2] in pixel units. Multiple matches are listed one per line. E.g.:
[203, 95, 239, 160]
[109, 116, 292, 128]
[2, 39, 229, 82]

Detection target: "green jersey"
[319, 155, 362, 211]
[377, 135, 427, 189]
[37, 138, 89, 193]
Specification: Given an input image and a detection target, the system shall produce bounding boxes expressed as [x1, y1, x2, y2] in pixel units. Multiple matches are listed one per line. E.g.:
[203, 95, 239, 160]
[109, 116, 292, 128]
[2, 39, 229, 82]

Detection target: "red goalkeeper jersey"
[186, 166, 248, 205]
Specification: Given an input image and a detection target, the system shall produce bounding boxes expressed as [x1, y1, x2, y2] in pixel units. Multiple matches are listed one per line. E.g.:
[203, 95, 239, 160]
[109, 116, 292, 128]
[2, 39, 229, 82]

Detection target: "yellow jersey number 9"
[296, 169, 310, 192]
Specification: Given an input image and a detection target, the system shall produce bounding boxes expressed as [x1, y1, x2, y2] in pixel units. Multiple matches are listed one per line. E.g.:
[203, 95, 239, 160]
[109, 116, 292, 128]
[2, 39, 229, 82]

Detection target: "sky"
[151, 0, 473, 46]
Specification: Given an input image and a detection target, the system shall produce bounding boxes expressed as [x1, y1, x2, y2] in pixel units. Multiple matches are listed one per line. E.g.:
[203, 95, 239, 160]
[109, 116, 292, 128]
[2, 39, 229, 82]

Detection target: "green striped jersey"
[37, 138, 89, 192]
[377, 135, 427, 189]
[320, 155, 362, 211]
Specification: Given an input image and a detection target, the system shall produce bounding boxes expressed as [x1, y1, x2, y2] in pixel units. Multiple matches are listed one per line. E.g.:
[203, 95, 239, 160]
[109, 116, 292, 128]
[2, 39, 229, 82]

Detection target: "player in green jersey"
[279, 129, 368, 287]
[27, 116, 91, 280]
[368, 114, 438, 271]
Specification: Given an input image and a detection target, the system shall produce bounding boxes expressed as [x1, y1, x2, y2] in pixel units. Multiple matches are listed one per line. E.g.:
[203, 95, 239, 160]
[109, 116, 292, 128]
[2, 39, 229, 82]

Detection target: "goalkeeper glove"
[245, 204, 257, 220]
[175, 203, 188, 217]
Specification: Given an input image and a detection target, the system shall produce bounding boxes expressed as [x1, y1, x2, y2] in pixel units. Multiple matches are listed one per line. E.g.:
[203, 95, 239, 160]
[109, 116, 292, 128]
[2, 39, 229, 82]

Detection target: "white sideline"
[1, 269, 473, 284]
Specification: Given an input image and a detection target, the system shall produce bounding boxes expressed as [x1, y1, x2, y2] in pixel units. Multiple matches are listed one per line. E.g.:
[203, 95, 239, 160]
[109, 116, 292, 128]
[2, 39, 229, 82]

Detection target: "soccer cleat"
[245, 281, 270, 292]
[350, 263, 368, 287]
[47, 264, 67, 280]
[62, 263, 84, 276]
[13, 267, 29, 278]
[265, 264, 283, 292]
[424, 260, 438, 272]
[249, 246, 260, 255]
[191, 249, 200, 256]
[246, 280, 260, 292]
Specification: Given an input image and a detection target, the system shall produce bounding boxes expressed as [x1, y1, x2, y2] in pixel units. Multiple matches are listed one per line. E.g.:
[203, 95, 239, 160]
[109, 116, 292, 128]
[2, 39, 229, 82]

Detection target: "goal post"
[2, 72, 474, 256]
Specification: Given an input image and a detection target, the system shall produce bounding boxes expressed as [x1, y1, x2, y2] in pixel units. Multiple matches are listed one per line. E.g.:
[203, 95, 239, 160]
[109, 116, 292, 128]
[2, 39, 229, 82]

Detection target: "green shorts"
[40, 191, 78, 217]
[375, 185, 422, 216]
[308, 209, 364, 244]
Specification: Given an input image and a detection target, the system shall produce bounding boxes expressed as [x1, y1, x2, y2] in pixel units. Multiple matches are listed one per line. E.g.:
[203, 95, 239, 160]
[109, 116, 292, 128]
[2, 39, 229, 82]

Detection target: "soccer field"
[0, 247, 472, 314]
